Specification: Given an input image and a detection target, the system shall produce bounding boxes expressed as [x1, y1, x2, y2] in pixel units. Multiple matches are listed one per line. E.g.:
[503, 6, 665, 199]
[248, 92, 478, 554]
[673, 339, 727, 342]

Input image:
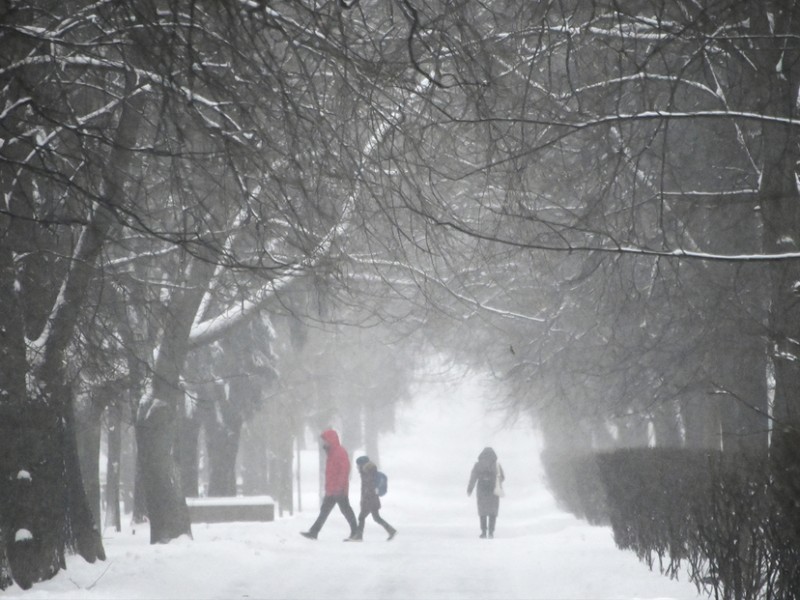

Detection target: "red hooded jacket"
[321, 429, 350, 496]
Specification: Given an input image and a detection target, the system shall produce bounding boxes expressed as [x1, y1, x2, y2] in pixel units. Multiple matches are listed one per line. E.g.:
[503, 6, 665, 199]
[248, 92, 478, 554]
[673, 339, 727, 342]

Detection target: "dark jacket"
[321, 429, 350, 496]
[467, 447, 504, 516]
[358, 459, 381, 513]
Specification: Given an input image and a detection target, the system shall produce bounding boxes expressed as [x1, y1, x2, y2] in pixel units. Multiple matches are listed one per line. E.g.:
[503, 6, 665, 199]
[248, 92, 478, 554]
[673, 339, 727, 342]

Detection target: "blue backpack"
[376, 471, 388, 497]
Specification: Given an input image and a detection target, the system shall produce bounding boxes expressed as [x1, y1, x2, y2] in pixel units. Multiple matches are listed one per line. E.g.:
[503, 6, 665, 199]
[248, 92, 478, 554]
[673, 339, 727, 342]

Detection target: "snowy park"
[3, 3, 800, 599]
[4, 373, 702, 600]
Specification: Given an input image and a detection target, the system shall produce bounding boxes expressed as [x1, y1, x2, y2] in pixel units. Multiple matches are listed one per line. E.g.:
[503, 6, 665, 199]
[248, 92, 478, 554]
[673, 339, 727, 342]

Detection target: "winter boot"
[479, 516, 488, 538]
[386, 527, 397, 541]
[300, 531, 317, 540]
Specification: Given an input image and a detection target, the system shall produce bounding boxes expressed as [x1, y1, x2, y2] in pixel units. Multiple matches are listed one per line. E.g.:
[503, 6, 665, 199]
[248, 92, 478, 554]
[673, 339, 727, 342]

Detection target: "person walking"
[301, 429, 359, 540]
[346, 455, 396, 542]
[467, 447, 505, 538]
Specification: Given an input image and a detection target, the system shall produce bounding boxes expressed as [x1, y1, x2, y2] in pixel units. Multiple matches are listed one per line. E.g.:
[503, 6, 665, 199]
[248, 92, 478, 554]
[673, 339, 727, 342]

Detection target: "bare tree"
[363, 1, 794, 458]
[1, 0, 438, 584]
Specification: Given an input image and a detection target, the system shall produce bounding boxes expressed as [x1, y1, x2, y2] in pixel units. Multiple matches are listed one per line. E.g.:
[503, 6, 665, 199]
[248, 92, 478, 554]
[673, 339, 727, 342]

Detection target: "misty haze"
[1, 2, 798, 600]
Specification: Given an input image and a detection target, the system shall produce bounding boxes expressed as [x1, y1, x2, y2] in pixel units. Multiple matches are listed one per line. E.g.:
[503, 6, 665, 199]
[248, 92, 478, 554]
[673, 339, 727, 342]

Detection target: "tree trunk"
[136, 399, 191, 543]
[118, 420, 136, 521]
[104, 403, 123, 532]
[364, 400, 381, 467]
[204, 412, 242, 497]
[1, 402, 68, 590]
[178, 403, 202, 498]
[132, 448, 148, 526]
[273, 445, 294, 517]
[0, 231, 29, 590]
[2, 377, 107, 590]
[240, 414, 269, 495]
[266, 411, 295, 516]
[62, 389, 107, 564]
[195, 383, 232, 497]
[751, 13, 800, 589]
[75, 396, 104, 533]
[0, 73, 145, 587]
[340, 397, 363, 455]
[135, 253, 216, 542]
[715, 342, 770, 454]
[751, 4, 800, 455]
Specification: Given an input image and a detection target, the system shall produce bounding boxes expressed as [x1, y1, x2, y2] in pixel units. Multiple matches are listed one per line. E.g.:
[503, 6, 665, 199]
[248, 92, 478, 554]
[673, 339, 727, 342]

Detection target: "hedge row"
[542, 445, 800, 600]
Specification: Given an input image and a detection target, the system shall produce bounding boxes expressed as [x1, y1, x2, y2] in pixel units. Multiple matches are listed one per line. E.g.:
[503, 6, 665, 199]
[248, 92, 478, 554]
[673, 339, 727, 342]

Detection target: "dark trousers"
[309, 495, 358, 535]
[480, 515, 497, 534]
[357, 508, 395, 536]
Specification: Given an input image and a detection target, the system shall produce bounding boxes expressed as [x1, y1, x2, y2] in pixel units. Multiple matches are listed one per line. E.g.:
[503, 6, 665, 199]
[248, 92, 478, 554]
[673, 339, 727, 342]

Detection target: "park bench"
[185, 495, 275, 524]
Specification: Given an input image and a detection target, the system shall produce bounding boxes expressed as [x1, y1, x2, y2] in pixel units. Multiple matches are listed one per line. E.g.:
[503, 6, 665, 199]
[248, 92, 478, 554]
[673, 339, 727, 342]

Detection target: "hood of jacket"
[321, 429, 341, 449]
[478, 447, 497, 463]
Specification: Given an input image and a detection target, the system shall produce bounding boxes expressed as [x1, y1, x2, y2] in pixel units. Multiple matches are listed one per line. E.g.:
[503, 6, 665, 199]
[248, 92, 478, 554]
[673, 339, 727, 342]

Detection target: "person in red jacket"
[300, 429, 358, 540]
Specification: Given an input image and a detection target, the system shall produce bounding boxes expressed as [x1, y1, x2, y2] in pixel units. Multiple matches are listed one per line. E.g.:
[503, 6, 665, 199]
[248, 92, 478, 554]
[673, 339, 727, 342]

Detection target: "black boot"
[488, 515, 496, 538]
[479, 516, 487, 538]
[345, 526, 362, 541]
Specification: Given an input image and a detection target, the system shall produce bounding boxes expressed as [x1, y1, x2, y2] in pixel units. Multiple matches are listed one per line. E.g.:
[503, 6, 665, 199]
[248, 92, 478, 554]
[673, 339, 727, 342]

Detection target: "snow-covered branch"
[453, 109, 800, 130]
[351, 256, 546, 324]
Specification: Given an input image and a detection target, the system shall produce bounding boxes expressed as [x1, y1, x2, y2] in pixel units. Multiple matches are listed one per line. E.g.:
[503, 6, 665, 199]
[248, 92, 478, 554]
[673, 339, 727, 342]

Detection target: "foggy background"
[2, 2, 799, 598]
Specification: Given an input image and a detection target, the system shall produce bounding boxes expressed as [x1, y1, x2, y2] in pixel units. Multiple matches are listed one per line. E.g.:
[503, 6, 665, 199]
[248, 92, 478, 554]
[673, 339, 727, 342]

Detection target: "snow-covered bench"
[186, 495, 275, 524]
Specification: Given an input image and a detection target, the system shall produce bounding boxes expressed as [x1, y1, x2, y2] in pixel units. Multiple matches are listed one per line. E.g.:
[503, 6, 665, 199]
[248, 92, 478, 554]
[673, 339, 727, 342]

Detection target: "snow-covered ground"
[6, 372, 704, 600]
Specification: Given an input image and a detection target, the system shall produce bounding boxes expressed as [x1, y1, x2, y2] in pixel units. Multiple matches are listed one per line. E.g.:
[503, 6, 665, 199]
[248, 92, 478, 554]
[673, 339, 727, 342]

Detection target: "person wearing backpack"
[467, 446, 505, 538]
[345, 455, 397, 542]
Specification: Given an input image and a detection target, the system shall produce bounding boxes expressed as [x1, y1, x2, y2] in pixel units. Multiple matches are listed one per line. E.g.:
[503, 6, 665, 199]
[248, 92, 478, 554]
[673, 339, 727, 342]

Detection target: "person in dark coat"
[301, 429, 359, 540]
[346, 455, 396, 541]
[467, 446, 505, 538]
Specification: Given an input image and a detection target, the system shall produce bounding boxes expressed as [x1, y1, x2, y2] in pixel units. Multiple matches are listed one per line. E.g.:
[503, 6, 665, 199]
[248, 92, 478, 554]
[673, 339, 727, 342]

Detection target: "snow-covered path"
[6, 372, 704, 600]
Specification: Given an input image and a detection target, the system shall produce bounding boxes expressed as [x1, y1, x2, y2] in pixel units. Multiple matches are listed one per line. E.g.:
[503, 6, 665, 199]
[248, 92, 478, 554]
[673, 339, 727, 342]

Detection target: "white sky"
[5, 369, 703, 600]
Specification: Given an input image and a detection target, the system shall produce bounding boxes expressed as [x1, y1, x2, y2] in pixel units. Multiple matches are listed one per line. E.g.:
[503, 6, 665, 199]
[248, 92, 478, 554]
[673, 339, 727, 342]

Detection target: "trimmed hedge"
[542, 446, 800, 600]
